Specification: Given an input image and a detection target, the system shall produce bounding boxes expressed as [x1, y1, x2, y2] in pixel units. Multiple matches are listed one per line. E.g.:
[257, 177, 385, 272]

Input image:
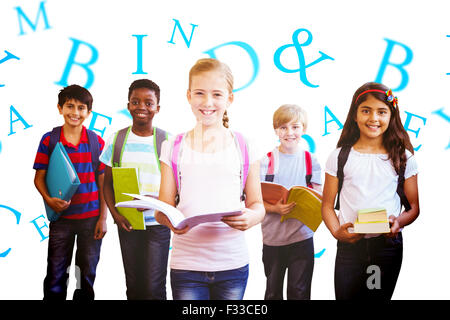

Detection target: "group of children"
[33, 58, 420, 301]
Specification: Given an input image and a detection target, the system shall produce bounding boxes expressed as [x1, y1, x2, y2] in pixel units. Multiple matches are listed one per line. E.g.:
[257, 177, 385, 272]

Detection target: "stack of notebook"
[353, 208, 390, 234]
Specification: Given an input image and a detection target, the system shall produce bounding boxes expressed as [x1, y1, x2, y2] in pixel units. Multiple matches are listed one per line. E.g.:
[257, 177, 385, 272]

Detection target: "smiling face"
[187, 70, 233, 129]
[275, 119, 305, 153]
[127, 87, 159, 126]
[58, 98, 91, 128]
[355, 94, 391, 142]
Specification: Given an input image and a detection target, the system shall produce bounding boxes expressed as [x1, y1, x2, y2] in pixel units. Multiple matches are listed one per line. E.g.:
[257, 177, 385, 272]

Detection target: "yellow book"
[261, 182, 323, 232]
[112, 167, 146, 230]
[353, 208, 390, 234]
[357, 207, 388, 223]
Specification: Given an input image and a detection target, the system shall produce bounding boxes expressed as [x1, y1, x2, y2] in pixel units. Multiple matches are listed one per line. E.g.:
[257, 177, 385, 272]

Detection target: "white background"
[0, 0, 449, 299]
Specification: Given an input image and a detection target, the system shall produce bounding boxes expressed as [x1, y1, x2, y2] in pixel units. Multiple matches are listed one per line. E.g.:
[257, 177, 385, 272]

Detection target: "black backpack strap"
[48, 126, 62, 156]
[335, 145, 351, 210]
[112, 127, 130, 168]
[86, 129, 100, 174]
[397, 163, 411, 211]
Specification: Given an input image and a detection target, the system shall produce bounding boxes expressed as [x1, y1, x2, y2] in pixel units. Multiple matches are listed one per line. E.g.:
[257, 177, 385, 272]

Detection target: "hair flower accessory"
[385, 89, 398, 108]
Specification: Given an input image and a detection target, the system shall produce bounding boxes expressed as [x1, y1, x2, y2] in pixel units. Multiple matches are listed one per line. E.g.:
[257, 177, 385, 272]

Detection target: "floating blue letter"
[15, 1, 51, 36]
[167, 19, 198, 48]
[375, 38, 413, 92]
[204, 41, 259, 92]
[274, 28, 334, 88]
[88, 112, 112, 138]
[8, 105, 33, 136]
[55, 38, 99, 89]
[431, 108, 450, 149]
[132, 34, 148, 75]
[323, 106, 343, 136]
[403, 111, 426, 151]
[30, 215, 49, 242]
[0, 205, 21, 258]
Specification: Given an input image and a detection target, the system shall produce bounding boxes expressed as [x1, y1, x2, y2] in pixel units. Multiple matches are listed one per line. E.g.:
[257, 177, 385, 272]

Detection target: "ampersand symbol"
[274, 28, 334, 88]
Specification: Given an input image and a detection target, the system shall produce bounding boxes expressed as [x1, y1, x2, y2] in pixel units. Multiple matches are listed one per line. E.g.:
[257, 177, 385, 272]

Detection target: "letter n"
[15, 1, 51, 36]
[167, 19, 198, 48]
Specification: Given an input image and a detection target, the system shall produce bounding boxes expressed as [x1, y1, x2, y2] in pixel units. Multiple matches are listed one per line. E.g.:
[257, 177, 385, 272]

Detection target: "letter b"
[375, 38, 413, 92]
[55, 38, 99, 89]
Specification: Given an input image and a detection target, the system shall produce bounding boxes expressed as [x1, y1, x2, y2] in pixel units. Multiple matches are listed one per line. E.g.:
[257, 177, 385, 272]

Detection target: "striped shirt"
[100, 129, 162, 226]
[33, 126, 105, 220]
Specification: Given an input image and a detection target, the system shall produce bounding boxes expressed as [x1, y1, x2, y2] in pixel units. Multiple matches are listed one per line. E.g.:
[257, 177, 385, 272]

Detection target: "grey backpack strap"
[112, 126, 131, 167]
[154, 127, 167, 159]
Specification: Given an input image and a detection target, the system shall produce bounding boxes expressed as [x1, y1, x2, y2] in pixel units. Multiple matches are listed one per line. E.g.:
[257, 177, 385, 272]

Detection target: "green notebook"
[112, 167, 145, 230]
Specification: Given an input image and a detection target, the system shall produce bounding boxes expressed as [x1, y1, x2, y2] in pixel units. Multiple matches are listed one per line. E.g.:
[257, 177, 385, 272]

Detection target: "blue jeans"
[171, 264, 249, 300]
[334, 233, 403, 300]
[118, 225, 170, 300]
[262, 237, 314, 300]
[43, 217, 102, 301]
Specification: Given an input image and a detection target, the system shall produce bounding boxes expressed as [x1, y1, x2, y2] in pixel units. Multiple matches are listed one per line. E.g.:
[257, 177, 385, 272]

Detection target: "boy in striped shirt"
[33, 85, 107, 300]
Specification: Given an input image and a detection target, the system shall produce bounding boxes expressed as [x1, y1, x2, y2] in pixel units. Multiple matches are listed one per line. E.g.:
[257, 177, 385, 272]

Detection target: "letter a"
[366, 265, 381, 290]
[322, 106, 343, 136]
[8, 105, 32, 136]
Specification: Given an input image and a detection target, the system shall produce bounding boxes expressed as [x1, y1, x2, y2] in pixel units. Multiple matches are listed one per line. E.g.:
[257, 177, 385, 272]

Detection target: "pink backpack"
[171, 131, 249, 203]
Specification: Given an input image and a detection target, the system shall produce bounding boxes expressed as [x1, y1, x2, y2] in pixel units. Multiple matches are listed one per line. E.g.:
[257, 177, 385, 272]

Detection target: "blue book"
[44, 142, 81, 221]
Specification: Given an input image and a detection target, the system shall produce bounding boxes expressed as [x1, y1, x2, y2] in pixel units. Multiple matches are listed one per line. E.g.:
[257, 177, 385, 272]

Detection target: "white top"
[260, 147, 322, 245]
[160, 132, 259, 272]
[100, 130, 162, 226]
[325, 147, 418, 237]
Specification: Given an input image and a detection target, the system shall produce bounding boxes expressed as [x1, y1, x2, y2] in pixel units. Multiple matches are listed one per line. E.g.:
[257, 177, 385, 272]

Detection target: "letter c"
[0, 205, 21, 258]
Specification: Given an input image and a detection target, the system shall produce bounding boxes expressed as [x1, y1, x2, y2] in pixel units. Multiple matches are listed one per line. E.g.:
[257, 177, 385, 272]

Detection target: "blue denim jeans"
[43, 217, 102, 301]
[334, 233, 403, 300]
[262, 237, 314, 300]
[117, 225, 170, 300]
[170, 264, 249, 300]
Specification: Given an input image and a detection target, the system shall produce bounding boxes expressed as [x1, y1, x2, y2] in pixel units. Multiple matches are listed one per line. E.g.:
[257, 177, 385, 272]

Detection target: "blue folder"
[44, 142, 81, 221]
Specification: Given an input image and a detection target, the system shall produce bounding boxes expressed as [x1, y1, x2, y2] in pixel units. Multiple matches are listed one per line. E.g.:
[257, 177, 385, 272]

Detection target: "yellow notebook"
[261, 182, 323, 232]
[112, 167, 145, 230]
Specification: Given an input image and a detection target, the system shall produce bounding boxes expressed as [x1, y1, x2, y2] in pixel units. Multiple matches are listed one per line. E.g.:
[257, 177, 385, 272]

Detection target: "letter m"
[15, 1, 51, 36]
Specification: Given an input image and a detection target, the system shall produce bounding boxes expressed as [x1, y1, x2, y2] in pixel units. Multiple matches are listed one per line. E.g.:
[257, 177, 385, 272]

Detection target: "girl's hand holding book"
[333, 222, 364, 243]
[222, 208, 261, 231]
[386, 215, 401, 238]
[155, 210, 189, 235]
